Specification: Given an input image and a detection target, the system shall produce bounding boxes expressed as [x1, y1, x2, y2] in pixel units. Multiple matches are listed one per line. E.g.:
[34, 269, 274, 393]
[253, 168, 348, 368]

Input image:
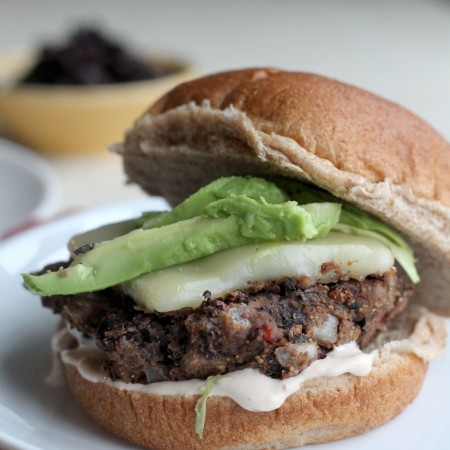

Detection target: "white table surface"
[0, 0, 449, 215]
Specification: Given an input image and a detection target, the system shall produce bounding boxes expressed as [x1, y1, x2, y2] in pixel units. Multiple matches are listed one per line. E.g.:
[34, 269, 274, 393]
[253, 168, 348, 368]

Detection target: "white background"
[0, 0, 449, 211]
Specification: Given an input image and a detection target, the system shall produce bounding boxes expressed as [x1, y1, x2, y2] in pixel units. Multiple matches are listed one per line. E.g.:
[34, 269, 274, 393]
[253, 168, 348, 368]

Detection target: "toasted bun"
[63, 307, 445, 450]
[116, 68, 450, 316]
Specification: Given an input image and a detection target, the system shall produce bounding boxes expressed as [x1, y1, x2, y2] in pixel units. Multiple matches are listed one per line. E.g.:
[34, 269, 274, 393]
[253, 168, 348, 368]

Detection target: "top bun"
[117, 68, 450, 315]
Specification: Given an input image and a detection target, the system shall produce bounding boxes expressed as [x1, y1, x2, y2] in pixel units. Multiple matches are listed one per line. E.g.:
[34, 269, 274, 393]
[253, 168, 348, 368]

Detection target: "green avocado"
[139, 176, 287, 229]
[22, 175, 419, 297]
[22, 193, 340, 296]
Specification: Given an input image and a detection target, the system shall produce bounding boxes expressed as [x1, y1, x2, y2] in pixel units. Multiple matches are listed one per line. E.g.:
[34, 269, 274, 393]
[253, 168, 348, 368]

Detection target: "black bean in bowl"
[20, 27, 167, 85]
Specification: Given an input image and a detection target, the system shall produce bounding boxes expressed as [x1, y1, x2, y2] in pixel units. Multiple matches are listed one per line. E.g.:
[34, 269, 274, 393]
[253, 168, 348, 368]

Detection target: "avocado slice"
[23, 197, 340, 296]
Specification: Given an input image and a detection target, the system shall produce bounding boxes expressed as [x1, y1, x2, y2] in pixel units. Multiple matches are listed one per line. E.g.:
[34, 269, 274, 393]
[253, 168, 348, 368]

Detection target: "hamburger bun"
[61, 306, 445, 450]
[55, 68, 448, 449]
[117, 68, 450, 316]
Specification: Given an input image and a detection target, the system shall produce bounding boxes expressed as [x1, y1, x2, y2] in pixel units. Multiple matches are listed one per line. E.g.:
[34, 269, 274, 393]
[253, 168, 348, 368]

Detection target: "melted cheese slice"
[122, 232, 394, 313]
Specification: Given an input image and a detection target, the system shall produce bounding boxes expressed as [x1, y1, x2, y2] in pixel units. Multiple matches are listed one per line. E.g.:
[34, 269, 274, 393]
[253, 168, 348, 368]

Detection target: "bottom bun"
[62, 307, 446, 450]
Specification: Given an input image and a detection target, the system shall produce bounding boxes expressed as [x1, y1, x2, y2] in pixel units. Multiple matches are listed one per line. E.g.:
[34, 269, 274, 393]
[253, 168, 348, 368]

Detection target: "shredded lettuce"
[195, 374, 226, 438]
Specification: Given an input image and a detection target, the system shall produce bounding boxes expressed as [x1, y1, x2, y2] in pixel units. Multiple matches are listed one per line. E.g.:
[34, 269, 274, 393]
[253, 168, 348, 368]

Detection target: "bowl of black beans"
[0, 27, 195, 154]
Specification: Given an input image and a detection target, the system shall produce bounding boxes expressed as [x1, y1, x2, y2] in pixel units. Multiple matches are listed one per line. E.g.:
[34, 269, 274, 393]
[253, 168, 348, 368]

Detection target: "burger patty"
[41, 264, 412, 384]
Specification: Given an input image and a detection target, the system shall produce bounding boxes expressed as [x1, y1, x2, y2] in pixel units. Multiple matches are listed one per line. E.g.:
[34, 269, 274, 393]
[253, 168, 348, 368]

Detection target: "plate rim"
[0, 137, 61, 234]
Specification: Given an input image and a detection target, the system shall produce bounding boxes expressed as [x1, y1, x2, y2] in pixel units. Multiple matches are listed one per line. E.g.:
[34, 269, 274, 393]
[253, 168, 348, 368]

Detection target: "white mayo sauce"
[49, 323, 373, 412]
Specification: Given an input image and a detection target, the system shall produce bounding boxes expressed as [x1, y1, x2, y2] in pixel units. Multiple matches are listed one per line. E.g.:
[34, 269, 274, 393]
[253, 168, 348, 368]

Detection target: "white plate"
[0, 138, 60, 238]
[0, 197, 448, 450]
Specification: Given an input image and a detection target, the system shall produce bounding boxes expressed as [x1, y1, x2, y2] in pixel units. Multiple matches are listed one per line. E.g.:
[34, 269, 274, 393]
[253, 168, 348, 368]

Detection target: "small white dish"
[0, 197, 448, 450]
[0, 138, 60, 238]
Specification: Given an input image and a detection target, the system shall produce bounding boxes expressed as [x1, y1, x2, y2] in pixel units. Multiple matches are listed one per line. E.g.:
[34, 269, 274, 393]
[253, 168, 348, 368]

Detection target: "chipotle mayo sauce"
[48, 322, 373, 412]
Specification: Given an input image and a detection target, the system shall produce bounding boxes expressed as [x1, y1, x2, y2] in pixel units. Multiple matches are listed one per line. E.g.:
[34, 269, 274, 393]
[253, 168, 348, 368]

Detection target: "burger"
[23, 68, 448, 449]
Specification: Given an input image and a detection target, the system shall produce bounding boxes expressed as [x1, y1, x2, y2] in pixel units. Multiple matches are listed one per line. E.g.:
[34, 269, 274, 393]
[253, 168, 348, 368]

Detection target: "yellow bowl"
[0, 50, 195, 155]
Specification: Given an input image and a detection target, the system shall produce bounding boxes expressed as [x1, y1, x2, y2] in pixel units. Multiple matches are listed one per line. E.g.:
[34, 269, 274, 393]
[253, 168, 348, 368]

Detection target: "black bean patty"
[41, 261, 412, 384]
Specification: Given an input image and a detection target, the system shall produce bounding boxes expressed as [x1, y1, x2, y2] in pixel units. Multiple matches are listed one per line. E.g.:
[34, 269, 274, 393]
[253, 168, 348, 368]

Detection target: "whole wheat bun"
[116, 68, 450, 316]
[63, 307, 445, 450]
[63, 69, 449, 449]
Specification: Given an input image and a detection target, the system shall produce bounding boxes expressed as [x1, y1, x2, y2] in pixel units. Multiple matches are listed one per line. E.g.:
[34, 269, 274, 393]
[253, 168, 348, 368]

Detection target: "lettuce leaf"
[195, 374, 226, 438]
[275, 178, 419, 283]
